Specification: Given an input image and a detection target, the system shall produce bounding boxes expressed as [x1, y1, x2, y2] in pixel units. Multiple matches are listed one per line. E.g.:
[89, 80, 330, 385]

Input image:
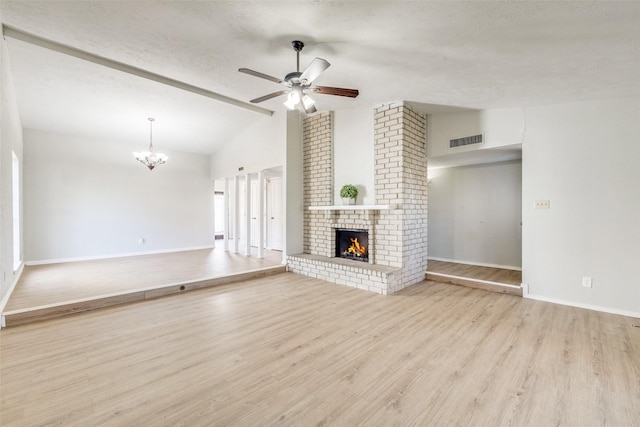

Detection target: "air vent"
[450, 134, 483, 148]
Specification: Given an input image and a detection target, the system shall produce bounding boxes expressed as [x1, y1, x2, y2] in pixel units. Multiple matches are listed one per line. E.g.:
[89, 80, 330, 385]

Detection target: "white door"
[267, 177, 283, 251]
[239, 179, 246, 243]
[250, 180, 258, 247]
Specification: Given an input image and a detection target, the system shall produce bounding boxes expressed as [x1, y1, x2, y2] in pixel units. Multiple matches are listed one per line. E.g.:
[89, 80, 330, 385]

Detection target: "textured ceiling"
[1, 1, 639, 155]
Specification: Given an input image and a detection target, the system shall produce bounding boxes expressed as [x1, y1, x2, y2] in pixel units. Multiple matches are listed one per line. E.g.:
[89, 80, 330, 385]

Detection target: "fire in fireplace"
[335, 229, 369, 262]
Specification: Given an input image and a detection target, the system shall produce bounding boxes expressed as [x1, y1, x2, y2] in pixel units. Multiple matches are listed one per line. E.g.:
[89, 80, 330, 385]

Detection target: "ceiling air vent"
[450, 134, 483, 148]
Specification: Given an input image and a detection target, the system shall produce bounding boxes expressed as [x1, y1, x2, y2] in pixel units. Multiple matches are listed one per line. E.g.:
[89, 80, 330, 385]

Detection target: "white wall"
[428, 160, 522, 269]
[522, 97, 640, 317]
[284, 110, 303, 257]
[23, 129, 215, 262]
[0, 32, 24, 308]
[210, 110, 285, 179]
[429, 108, 525, 157]
[334, 107, 375, 205]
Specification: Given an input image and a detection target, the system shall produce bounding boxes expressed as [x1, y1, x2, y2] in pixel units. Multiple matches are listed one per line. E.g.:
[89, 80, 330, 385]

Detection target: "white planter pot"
[342, 198, 356, 205]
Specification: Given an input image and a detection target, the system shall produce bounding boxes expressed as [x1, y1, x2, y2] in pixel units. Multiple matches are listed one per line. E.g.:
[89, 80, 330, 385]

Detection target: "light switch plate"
[534, 200, 550, 209]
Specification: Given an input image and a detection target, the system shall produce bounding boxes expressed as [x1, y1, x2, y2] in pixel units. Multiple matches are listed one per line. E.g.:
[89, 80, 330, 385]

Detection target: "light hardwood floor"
[427, 260, 523, 296]
[1, 272, 638, 426]
[427, 260, 522, 285]
[5, 247, 283, 311]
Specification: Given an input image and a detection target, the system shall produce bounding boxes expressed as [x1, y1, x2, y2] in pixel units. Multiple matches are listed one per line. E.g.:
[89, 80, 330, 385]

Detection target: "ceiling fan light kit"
[239, 40, 359, 114]
[301, 94, 316, 110]
[284, 91, 301, 109]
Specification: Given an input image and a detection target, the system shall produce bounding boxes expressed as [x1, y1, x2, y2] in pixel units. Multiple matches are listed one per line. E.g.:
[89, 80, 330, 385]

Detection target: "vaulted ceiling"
[2, 1, 639, 154]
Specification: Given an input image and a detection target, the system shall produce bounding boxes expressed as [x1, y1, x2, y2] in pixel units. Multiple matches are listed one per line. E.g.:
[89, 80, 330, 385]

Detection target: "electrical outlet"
[534, 200, 550, 209]
[138, 238, 145, 245]
[582, 277, 592, 288]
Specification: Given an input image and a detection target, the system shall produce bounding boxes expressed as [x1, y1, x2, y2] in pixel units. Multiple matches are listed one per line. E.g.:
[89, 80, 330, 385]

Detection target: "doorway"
[426, 146, 523, 292]
[266, 177, 283, 251]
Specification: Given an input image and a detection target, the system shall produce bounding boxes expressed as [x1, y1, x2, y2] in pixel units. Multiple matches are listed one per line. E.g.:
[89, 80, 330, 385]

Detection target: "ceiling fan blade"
[250, 90, 289, 103]
[300, 58, 330, 84]
[239, 68, 287, 85]
[309, 85, 359, 98]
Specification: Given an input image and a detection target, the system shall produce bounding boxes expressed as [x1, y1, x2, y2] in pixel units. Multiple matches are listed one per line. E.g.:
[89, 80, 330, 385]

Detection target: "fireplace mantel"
[308, 204, 397, 211]
[308, 204, 397, 222]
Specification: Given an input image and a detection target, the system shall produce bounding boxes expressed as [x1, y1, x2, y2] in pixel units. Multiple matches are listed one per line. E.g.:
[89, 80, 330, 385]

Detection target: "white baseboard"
[524, 293, 640, 320]
[427, 257, 522, 271]
[1, 263, 24, 328]
[25, 245, 216, 266]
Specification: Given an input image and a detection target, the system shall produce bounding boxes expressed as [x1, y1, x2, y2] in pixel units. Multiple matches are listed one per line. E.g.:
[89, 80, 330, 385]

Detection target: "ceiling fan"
[239, 40, 359, 114]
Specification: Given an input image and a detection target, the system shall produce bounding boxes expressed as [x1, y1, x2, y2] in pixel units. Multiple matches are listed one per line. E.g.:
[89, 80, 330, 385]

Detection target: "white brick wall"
[303, 112, 333, 256]
[291, 103, 427, 295]
[373, 102, 428, 290]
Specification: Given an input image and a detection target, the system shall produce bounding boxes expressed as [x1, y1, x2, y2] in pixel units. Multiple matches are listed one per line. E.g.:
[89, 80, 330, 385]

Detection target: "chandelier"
[133, 117, 168, 170]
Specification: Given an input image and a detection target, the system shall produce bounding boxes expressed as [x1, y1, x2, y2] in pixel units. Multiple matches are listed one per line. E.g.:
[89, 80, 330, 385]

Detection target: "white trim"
[257, 171, 265, 259]
[234, 176, 240, 253]
[428, 257, 521, 271]
[244, 173, 251, 256]
[525, 293, 640, 320]
[223, 178, 230, 252]
[24, 245, 215, 266]
[426, 271, 522, 289]
[1, 263, 24, 328]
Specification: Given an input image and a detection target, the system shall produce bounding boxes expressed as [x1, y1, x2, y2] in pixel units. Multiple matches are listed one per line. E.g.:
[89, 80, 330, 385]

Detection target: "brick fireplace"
[287, 102, 428, 295]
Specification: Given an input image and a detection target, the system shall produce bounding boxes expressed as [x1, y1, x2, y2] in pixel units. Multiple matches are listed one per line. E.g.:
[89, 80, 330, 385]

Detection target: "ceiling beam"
[2, 25, 274, 117]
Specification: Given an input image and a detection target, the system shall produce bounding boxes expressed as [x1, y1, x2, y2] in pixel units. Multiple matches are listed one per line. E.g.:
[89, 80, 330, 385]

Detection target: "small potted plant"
[340, 184, 358, 205]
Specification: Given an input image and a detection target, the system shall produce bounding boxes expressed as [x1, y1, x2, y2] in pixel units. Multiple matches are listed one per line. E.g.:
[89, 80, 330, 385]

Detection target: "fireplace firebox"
[335, 229, 369, 262]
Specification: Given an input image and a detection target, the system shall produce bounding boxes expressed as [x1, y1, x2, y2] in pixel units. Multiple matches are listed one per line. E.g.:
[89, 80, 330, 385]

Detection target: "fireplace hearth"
[336, 229, 369, 262]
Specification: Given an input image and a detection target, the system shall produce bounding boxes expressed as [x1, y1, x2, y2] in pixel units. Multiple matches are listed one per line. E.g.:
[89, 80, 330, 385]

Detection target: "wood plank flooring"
[427, 260, 522, 285]
[427, 259, 523, 296]
[5, 247, 283, 311]
[3, 248, 284, 326]
[1, 273, 638, 426]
